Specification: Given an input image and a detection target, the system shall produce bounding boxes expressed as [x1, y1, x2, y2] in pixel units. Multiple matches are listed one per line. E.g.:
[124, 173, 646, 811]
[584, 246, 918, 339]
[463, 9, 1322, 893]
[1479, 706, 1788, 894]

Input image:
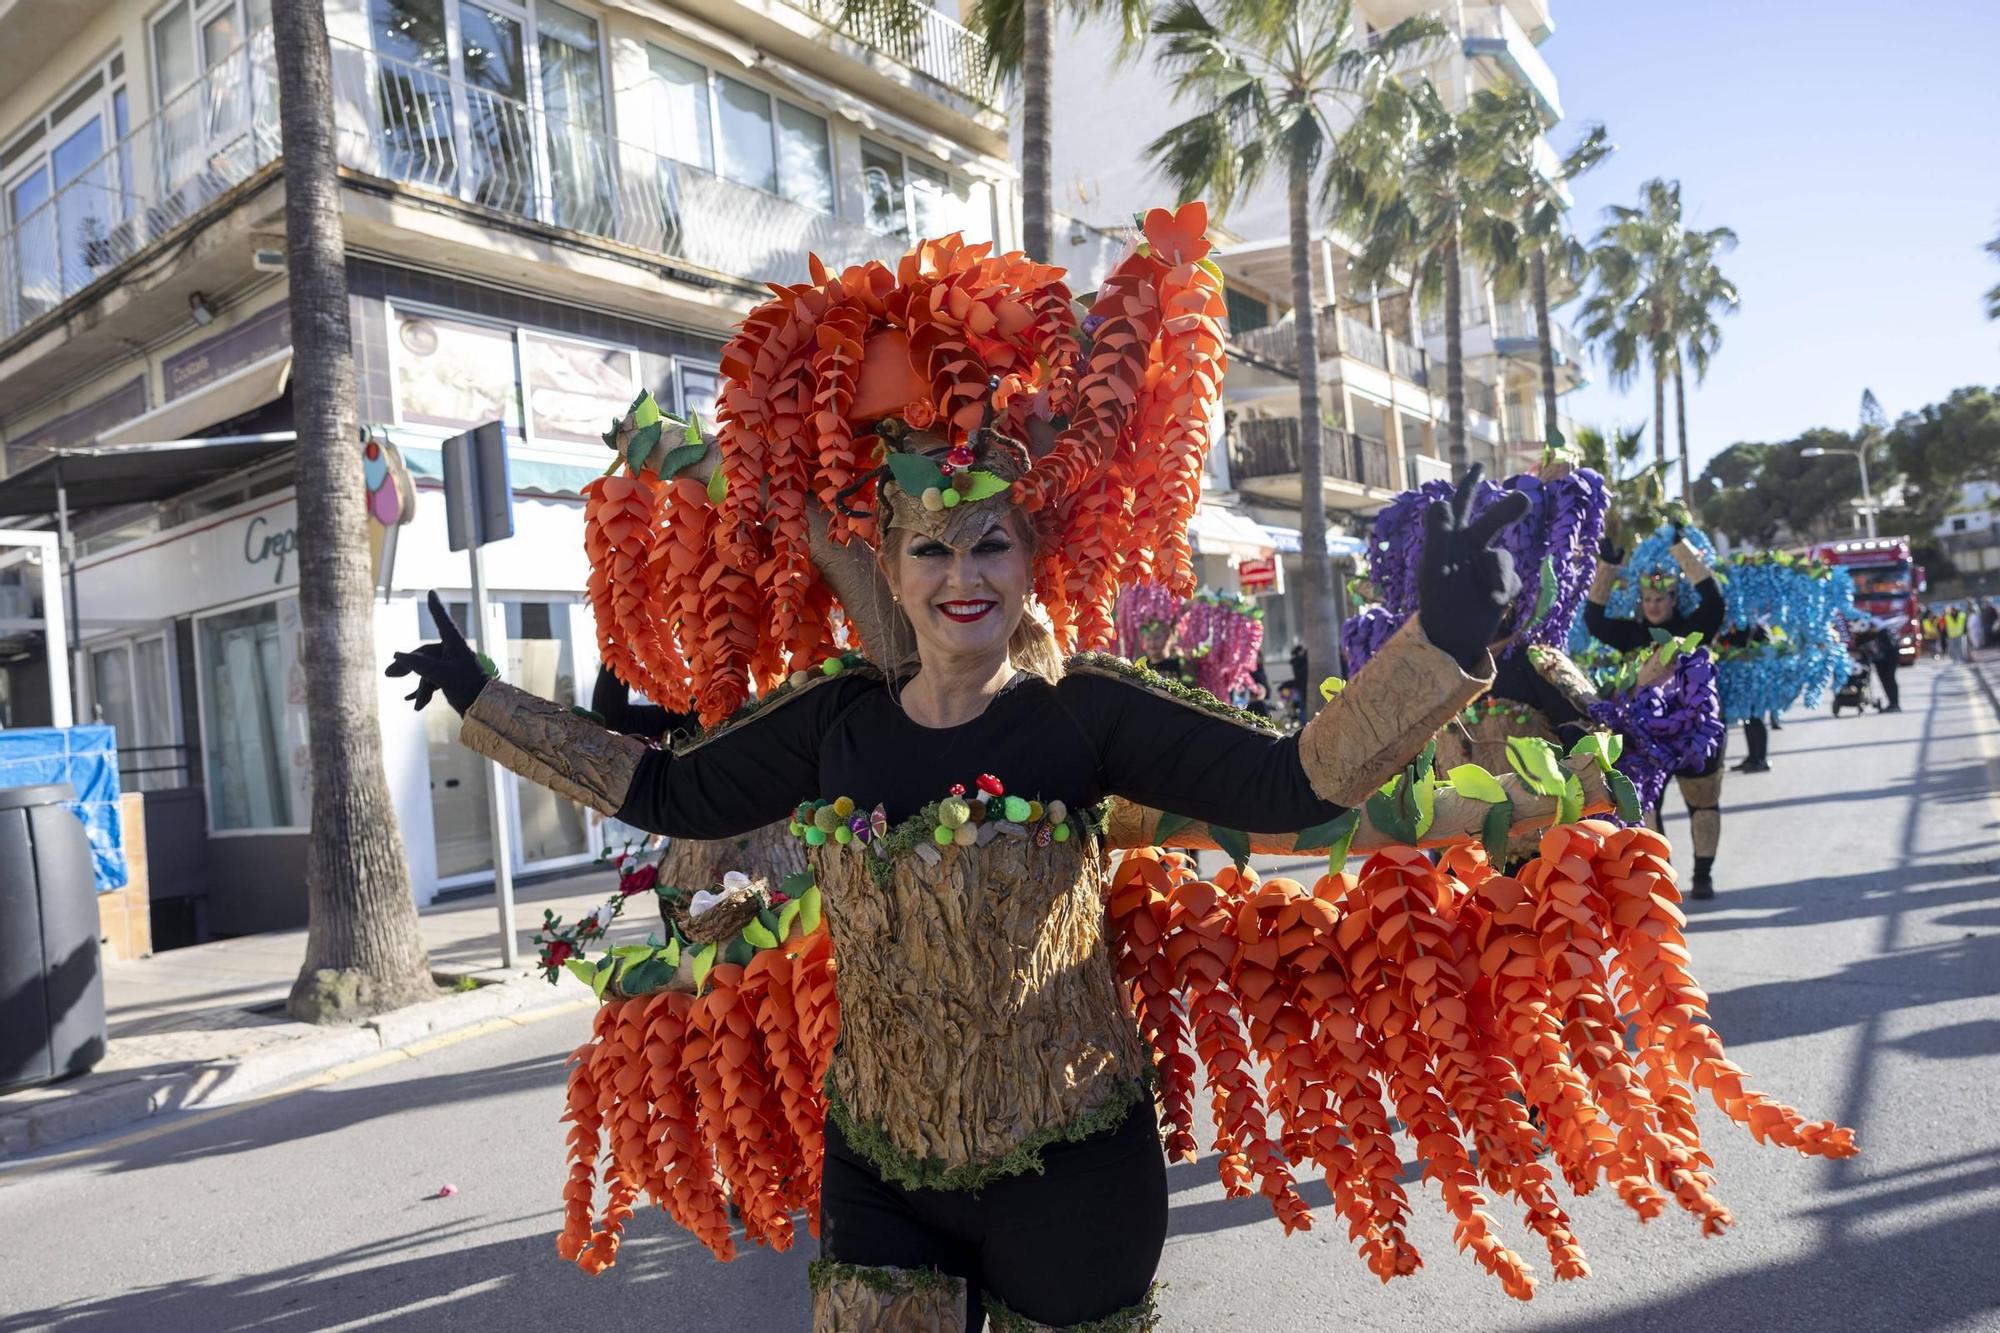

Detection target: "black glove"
[1598, 531, 1625, 565]
[1418, 465, 1529, 671]
[1666, 503, 1690, 544]
[386, 591, 493, 715]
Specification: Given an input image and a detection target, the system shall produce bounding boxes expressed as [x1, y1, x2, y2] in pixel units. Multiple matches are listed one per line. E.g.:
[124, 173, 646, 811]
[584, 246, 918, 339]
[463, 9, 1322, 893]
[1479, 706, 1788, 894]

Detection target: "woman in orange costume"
[388, 209, 1853, 1331]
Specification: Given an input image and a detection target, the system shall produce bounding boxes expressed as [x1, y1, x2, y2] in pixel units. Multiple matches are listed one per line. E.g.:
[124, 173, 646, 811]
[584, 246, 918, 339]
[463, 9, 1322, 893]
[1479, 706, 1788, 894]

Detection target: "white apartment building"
[0, 0, 1012, 940]
[1038, 0, 1585, 657]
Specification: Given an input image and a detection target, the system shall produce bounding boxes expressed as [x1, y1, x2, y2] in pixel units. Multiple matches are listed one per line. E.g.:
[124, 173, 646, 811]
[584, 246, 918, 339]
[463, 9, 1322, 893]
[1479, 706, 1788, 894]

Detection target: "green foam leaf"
[706, 467, 726, 504]
[885, 451, 945, 498]
[1153, 810, 1194, 845]
[1447, 764, 1508, 803]
[960, 470, 1010, 502]
[1605, 768, 1642, 823]
[1210, 825, 1251, 870]
[1481, 796, 1514, 861]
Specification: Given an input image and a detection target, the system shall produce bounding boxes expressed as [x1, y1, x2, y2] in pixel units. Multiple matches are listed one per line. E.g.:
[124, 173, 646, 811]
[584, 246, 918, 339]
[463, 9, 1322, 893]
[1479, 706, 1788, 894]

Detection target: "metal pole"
[466, 544, 519, 968]
[52, 458, 82, 721]
[1857, 447, 1876, 539]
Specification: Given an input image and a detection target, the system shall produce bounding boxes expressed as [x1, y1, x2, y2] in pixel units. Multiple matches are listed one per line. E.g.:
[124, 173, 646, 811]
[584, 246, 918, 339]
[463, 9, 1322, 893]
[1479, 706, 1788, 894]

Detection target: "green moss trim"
[1065, 652, 1278, 734]
[807, 1259, 965, 1298]
[984, 1282, 1164, 1333]
[854, 795, 1108, 891]
[672, 654, 879, 755]
[825, 1074, 1152, 1194]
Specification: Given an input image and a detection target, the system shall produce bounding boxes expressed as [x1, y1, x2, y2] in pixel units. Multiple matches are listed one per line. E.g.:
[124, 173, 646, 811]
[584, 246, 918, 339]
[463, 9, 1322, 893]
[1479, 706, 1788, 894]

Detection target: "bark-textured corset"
[809, 832, 1151, 1189]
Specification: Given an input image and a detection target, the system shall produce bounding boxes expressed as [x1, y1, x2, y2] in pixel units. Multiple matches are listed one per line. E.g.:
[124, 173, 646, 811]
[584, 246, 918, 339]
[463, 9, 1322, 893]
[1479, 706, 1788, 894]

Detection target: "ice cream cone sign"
[363, 428, 416, 591]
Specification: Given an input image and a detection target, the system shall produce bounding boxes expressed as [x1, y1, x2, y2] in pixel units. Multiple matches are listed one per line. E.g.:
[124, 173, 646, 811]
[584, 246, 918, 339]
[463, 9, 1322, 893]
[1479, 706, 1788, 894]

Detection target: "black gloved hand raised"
[1598, 531, 1625, 565]
[385, 591, 494, 715]
[1417, 465, 1530, 671]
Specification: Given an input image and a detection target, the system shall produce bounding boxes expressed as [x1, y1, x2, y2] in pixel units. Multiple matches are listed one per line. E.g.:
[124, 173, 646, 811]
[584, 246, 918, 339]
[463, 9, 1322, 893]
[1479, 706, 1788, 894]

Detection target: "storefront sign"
[162, 303, 291, 401]
[5, 377, 148, 472]
[76, 495, 302, 624]
[1237, 554, 1281, 596]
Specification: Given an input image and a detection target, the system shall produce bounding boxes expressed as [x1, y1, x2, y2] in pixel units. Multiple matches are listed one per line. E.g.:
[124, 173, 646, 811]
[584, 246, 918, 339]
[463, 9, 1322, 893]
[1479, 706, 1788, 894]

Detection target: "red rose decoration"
[902, 398, 937, 430]
[545, 940, 574, 968]
[619, 864, 659, 896]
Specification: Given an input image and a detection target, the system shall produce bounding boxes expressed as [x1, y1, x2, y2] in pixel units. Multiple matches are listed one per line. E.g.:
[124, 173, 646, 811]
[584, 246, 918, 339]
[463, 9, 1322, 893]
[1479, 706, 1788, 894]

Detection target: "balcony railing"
[1462, 5, 1562, 122]
[1230, 418, 1394, 492]
[1339, 312, 1386, 370]
[1230, 309, 1431, 389]
[332, 38, 909, 287]
[1387, 337, 1428, 386]
[1406, 451, 1453, 489]
[1, 27, 279, 338]
[0, 30, 918, 342]
[789, 0, 996, 108]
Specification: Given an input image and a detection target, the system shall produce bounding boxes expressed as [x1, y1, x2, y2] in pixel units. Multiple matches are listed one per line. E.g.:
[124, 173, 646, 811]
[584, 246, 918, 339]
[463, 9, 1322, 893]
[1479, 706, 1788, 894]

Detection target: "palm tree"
[1480, 86, 1611, 448]
[273, 0, 435, 1022]
[1336, 79, 1524, 480]
[1574, 420, 1670, 548]
[1146, 0, 1439, 715]
[1984, 227, 2000, 321]
[971, 0, 1152, 260]
[1667, 240, 1737, 506]
[1579, 179, 1736, 495]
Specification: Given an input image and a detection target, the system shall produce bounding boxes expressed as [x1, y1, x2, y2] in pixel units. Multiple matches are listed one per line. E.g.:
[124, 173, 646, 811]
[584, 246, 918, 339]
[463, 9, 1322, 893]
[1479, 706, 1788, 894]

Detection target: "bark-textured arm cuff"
[1589, 560, 1619, 605]
[459, 679, 647, 816]
[1298, 618, 1493, 808]
[1528, 645, 1603, 713]
[1671, 539, 1713, 585]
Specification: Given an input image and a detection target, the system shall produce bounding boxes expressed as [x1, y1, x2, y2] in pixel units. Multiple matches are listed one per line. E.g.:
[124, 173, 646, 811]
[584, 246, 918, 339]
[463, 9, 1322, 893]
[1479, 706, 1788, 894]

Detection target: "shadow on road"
[0, 1216, 810, 1333]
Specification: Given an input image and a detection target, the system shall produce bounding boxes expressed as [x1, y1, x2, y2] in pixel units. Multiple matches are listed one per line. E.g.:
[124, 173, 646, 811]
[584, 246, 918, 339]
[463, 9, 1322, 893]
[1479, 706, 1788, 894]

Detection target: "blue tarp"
[0, 726, 127, 892]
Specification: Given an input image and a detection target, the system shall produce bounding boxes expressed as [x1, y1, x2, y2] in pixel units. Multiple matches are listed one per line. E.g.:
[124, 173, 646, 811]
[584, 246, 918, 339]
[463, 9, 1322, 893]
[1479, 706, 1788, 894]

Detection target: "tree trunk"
[1289, 171, 1338, 720]
[1020, 0, 1053, 261]
[275, 0, 434, 1023]
[1673, 363, 1691, 508]
[1652, 358, 1667, 468]
[1444, 233, 1467, 479]
[1532, 249, 1559, 448]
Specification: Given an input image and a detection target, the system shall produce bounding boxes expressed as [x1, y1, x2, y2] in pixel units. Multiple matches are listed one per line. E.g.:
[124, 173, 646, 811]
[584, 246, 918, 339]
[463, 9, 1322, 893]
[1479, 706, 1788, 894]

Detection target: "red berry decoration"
[976, 774, 1004, 796]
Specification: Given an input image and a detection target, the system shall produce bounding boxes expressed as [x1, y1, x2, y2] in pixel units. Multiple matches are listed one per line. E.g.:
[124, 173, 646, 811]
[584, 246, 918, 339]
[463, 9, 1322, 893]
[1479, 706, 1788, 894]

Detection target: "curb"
[0, 971, 589, 1163]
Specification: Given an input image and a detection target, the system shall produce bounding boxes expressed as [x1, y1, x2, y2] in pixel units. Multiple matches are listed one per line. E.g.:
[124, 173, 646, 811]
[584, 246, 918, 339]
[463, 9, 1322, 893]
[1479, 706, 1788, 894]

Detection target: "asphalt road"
[4, 659, 1999, 1333]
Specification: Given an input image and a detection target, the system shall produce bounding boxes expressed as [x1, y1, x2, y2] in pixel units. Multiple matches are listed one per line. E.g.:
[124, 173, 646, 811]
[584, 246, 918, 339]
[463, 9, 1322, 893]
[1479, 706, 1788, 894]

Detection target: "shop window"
[198, 598, 307, 830]
[645, 46, 833, 214]
[390, 307, 523, 435]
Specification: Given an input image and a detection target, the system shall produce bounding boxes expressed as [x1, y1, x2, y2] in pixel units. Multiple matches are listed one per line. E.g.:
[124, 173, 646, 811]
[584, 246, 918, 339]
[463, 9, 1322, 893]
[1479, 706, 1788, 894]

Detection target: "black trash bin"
[0, 783, 107, 1093]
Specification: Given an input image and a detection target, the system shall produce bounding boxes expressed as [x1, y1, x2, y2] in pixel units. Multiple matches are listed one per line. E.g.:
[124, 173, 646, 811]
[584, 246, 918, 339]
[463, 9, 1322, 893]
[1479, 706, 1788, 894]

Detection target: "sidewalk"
[1, 860, 651, 1162]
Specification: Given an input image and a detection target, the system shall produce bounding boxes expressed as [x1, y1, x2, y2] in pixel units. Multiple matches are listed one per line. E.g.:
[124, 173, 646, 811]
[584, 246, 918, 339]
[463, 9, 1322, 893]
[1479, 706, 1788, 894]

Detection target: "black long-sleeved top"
[1491, 650, 1587, 743]
[1583, 576, 1726, 653]
[591, 671, 698, 745]
[613, 668, 1346, 841]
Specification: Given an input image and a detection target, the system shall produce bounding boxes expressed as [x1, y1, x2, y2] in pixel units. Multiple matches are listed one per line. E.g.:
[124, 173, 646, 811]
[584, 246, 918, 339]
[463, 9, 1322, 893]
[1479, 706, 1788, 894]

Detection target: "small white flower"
[591, 902, 617, 932]
[688, 888, 724, 919]
[721, 871, 751, 893]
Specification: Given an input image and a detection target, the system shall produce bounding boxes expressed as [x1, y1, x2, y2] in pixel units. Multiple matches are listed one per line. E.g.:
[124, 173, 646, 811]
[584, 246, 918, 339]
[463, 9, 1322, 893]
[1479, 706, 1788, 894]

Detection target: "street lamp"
[1801, 445, 1876, 539]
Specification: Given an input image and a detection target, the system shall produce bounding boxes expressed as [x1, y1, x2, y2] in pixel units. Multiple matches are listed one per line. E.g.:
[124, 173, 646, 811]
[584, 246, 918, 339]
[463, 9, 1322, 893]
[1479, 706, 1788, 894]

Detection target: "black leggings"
[1743, 717, 1768, 764]
[821, 1101, 1168, 1329]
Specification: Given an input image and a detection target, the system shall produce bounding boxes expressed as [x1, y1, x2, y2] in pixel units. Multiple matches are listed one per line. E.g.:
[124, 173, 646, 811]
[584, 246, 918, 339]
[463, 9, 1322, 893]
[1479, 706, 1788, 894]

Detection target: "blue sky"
[1548, 0, 2000, 473]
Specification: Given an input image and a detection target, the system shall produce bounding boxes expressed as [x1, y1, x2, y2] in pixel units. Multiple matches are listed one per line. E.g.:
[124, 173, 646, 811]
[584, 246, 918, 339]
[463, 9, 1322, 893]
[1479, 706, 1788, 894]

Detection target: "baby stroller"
[1830, 655, 1879, 717]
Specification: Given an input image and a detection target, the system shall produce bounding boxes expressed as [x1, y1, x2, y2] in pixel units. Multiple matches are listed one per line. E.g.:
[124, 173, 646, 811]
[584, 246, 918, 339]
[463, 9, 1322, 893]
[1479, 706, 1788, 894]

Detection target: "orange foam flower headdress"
[582, 202, 1227, 725]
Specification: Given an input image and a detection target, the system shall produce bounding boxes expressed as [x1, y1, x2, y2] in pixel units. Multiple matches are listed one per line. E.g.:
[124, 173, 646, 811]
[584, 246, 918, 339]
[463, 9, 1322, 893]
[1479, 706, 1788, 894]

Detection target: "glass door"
[423, 595, 592, 883]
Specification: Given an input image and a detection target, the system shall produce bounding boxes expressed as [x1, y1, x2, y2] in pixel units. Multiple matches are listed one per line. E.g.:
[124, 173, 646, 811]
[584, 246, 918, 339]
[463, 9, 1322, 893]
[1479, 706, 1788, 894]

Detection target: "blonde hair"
[881, 502, 1065, 687]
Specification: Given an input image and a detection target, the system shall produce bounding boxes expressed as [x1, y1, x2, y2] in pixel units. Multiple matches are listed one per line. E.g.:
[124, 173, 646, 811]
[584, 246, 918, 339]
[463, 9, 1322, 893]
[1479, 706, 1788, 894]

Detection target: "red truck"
[1805, 536, 1927, 665]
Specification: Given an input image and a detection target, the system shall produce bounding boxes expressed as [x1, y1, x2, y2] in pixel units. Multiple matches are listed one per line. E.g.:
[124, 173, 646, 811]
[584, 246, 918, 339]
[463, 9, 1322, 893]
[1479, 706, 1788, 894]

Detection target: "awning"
[0, 433, 295, 517]
[1188, 504, 1277, 561]
[1262, 525, 1368, 558]
[97, 349, 292, 447]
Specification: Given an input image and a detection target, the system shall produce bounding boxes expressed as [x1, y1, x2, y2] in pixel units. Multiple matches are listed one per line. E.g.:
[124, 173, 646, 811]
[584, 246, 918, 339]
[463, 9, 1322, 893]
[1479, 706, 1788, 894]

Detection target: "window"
[151, 0, 271, 191]
[365, 0, 610, 228]
[644, 46, 832, 213]
[1225, 287, 1270, 334]
[199, 598, 307, 830]
[861, 138, 987, 243]
[88, 634, 181, 792]
[675, 360, 721, 423]
[390, 307, 523, 435]
[2, 54, 131, 323]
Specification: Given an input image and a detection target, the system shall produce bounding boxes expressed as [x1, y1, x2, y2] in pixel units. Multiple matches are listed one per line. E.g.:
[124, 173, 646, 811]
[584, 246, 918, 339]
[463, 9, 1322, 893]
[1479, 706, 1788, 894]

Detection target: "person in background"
[1856, 618, 1902, 712]
[1944, 604, 1971, 664]
[1980, 597, 1998, 649]
[1289, 641, 1310, 709]
[1928, 607, 1949, 660]
[1243, 661, 1273, 719]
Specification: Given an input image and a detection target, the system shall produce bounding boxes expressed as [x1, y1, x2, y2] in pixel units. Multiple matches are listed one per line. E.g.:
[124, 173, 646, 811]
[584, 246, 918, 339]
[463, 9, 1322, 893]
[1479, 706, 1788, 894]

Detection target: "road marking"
[0, 998, 593, 1183]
